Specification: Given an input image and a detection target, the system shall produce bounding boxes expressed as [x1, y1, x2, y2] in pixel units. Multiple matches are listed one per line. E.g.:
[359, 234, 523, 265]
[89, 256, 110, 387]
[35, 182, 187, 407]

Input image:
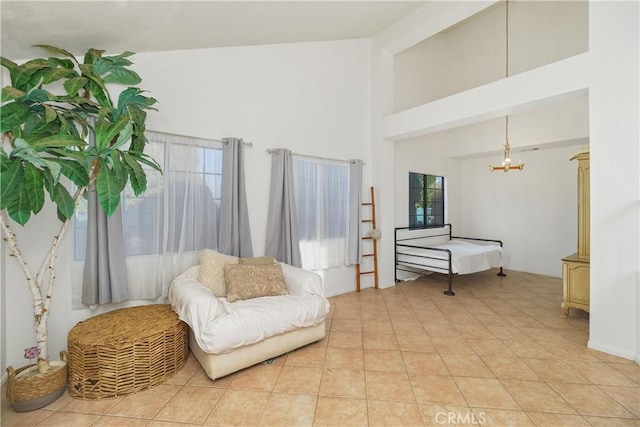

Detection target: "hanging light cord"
[490, 0, 523, 172]
[505, 0, 510, 79]
[504, 0, 510, 155]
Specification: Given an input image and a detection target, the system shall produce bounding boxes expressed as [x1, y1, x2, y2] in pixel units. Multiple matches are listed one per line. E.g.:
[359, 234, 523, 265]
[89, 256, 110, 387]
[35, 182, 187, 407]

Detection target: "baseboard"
[325, 283, 375, 297]
[588, 339, 639, 364]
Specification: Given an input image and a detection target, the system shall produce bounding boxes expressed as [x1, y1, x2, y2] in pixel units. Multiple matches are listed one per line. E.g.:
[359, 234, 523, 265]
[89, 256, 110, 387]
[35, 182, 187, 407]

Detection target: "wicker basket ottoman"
[67, 304, 188, 399]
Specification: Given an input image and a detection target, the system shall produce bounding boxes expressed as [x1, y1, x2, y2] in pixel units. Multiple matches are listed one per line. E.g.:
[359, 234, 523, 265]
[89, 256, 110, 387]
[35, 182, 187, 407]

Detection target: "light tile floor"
[2, 270, 639, 426]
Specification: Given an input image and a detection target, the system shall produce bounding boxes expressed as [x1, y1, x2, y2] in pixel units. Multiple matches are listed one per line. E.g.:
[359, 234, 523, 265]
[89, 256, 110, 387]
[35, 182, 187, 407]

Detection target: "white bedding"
[396, 239, 504, 275]
[169, 263, 330, 355]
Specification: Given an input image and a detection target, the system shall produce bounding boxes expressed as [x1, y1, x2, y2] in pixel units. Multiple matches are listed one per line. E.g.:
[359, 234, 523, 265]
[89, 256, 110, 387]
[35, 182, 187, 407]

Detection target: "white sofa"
[169, 261, 330, 381]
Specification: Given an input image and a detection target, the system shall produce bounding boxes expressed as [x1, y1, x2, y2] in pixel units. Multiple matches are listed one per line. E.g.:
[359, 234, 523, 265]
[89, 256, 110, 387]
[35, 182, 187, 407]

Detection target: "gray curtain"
[218, 138, 253, 257]
[265, 149, 302, 267]
[347, 159, 363, 265]
[82, 126, 129, 305]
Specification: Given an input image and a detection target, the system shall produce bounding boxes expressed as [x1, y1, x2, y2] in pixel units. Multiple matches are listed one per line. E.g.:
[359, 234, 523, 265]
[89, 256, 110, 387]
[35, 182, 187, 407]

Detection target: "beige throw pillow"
[199, 249, 239, 297]
[224, 264, 288, 303]
[238, 256, 276, 265]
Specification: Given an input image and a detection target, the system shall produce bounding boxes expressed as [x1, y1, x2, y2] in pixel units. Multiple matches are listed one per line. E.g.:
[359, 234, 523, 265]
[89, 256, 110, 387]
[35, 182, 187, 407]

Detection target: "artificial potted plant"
[0, 45, 160, 411]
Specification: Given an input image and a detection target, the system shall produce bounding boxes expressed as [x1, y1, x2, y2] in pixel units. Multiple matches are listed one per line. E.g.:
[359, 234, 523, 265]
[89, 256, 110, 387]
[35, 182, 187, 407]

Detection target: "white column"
[588, 0, 640, 362]
[370, 44, 396, 288]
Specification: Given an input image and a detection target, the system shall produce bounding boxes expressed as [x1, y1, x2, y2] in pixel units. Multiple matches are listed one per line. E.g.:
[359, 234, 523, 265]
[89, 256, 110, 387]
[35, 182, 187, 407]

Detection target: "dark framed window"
[409, 172, 444, 227]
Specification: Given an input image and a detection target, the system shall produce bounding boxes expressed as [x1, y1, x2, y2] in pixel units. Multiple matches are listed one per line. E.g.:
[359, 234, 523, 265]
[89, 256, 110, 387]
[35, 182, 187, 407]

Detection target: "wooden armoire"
[561, 148, 590, 316]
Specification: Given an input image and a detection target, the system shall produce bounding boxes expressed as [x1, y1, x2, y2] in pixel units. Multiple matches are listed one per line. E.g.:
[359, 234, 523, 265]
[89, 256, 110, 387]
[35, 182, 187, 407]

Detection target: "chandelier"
[490, 0, 524, 173]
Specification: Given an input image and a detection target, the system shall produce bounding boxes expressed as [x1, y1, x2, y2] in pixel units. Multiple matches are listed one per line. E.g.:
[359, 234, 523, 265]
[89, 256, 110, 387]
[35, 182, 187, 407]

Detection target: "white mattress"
[396, 239, 503, 275]
[169, 263, 330, 355]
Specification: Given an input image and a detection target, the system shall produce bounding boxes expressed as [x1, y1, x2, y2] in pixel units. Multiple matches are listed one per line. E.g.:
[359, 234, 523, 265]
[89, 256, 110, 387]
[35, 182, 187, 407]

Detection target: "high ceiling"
[1, 1, 426, 60]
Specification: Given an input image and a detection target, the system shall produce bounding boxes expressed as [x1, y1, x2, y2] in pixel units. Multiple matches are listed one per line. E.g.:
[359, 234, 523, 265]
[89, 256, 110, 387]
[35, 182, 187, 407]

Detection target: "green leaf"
[34, 45, 77, 61]
[11, 66, 37, 90]
[23, 113, 50, 136]
[110, 121, 133, 151]
[1, 56, 17, 72]
[39, 158, 63, 185]
[24, 88, 51, 103]
[87, 76, 111, 108]
[0, 148, 11, 169]
[116, 51, 136, 59]
[49, 181, 74, 220]
[92, 58, 113, 76]
[129, 151, 162, 173]
[122, 152, 147, 196]
[0, 102, 30, 132]
[41, 67, 77, 85]
[22, 162, 45, 214]
[95, 115, 129, 151]
[127, 108, 149, 152]
[115, 88, 156, 122]
[7, 185, 31, 225]
[108, 152, 127, 191]
[10, 144, 64, 185]
[47, 158, 89, 186]
[47, 57, 75, 69]
[27, 135, 86, 151]
[84, 48, 105, 65]
[56, 207, 67, 223]
[22, 58, 51, 69]
[43, 104, 57, 123]
[0, 159, 24, 210]
[1, 86, 25, 102]
[49, 148, 89, 164]
[96, 159, 122, 215]
[103, 67, 141, 85]
[11, 137, 29, 152]
[12, 60, 50, 90]
[105, 53, 134, 67]
[63, 77, 88, 96]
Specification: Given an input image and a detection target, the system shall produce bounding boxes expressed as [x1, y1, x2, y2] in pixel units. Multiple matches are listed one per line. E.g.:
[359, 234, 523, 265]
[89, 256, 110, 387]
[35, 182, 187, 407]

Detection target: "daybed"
[395, 224, 506, 296]
[169, 251, 330, 381]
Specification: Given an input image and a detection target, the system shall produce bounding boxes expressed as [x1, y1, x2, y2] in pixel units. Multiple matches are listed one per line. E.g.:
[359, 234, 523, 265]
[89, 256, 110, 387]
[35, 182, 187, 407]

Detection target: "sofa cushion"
[224, 264, 288, 302]
[239, 256, 276, 265]
[199, 249, 239, 297]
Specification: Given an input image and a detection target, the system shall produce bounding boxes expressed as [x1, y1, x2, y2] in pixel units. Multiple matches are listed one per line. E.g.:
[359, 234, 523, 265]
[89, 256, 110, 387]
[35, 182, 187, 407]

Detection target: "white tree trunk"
[1, 182, 90, 374]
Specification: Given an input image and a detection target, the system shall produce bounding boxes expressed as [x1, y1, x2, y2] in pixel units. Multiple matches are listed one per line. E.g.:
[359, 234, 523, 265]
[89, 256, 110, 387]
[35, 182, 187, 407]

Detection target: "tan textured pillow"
[199, 249, 239, 297]
[224, 264, 288, 303]
[239, 256, 276, 265]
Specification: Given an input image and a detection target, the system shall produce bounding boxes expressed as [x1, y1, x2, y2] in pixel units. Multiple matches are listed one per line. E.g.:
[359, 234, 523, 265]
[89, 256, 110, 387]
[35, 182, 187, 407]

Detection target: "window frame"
[408, 172, 445, 228]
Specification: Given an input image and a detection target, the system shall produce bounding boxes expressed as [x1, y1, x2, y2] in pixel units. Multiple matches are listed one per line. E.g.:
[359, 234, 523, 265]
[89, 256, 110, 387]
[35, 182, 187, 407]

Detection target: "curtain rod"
[147, 129, 253, 147]
[267, 148, 363, 165]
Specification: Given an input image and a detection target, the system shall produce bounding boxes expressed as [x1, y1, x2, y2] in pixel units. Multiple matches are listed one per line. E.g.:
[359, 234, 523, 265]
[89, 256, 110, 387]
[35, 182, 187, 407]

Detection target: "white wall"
[394, 0, 588, 111]
[393, 137, 464, 230]
[1, 38, 372, 371]
[460, 145, 579, 277]
[588, 1, 640, 362]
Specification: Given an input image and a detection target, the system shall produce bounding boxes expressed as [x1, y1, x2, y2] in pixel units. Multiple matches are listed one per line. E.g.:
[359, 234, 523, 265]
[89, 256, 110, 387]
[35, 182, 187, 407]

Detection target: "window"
[409, 172, 444, 227]
[74, 135, 223, 261]
[293, 157, 350, 270]
[71, 131, 226, 306]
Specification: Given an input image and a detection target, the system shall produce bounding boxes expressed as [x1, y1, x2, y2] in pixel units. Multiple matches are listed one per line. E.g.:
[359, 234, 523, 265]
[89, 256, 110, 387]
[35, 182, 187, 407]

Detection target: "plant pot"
[6, 351, 68, 412]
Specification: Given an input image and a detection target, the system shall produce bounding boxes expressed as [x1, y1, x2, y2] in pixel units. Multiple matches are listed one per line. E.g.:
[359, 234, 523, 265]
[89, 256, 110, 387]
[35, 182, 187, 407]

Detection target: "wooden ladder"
[356, 186, 379, 292]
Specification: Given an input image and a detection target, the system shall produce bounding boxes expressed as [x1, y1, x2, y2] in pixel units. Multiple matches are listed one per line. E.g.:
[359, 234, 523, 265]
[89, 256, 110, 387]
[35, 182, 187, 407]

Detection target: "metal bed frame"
[394, 224, 506, 296]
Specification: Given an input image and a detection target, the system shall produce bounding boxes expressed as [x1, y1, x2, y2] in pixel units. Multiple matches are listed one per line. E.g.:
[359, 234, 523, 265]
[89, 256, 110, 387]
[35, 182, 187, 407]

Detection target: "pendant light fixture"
[490, 0, 524, 173]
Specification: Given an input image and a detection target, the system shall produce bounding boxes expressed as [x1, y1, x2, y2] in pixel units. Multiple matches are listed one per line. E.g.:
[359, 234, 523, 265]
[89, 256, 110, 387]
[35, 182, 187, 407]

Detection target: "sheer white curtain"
[72, 131, 222, 307]
[293, 156, 351, 270]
